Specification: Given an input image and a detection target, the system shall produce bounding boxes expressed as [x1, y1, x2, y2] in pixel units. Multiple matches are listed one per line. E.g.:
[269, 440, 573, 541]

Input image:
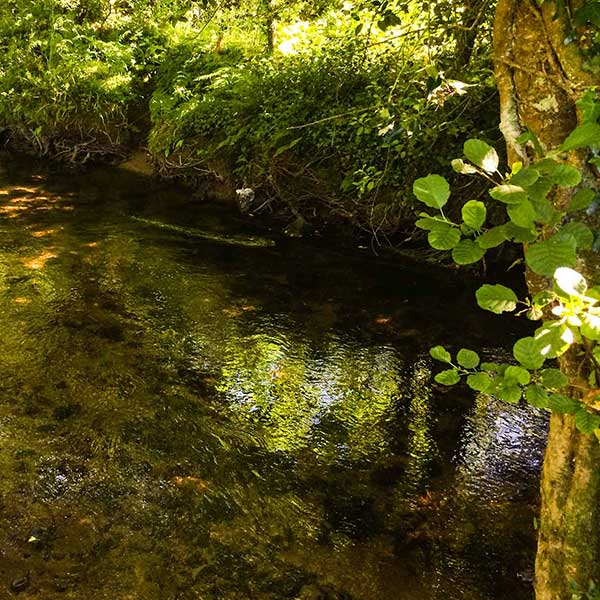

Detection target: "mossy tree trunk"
[493, 1, 600, 598]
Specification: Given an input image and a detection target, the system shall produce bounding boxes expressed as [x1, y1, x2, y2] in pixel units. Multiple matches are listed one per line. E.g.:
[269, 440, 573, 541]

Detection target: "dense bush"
[0, 0, 168, 160]
[0, 0, 500, 233]
[148, 16, 498, 231]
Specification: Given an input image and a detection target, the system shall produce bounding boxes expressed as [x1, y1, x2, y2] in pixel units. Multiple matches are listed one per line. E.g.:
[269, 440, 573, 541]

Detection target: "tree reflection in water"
[0, 161, 543, 599]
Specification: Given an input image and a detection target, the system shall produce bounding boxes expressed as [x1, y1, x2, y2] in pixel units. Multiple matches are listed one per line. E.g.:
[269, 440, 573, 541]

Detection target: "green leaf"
[430, 345, 452, 363]
[510, 167, 539, 188]
[452, 240, 486, 265]
[547, 393, 580, 414]
[527, 177, 554, 202]
[476, 226, 508, 249]
[428, 224, 461, 250]
[507, 199, 536, 228]
[577, 90, 600, 124]
[540, 368, 569, 389]
[513, 336, 546, 370]
[451, 158, 477, 174]
[457, 349, 480, 368]
[532, 290, 556, 307]
[415, 215, 445, 231]
[461, 200, 486, 230]
[464, 139, 499, 173]
[497, 381, 522, 404]
[529, 196, 556, 224]
[435, 369, 461, 385]
[535, 321, 576, 358]
[550, 164, 582, 187]
[567, 189, 595, 213]
[502, 222, 537, 243]
[581, 313, 600, 341]
[557, 221, 594, 249]
[481, 362, 503, 373]
[516, 129, 544, 157]
[575, 409, 600, 434]
[559, 122, 600, 152]
[489, 184, 528, 204]
[466, 372, 491, 392]
[525, 384, 550, 408]
[476, 284, 518, 314]
[505, 365, 531, 385]
[413, 175, 451, 209]
[525, 236, 577, 277]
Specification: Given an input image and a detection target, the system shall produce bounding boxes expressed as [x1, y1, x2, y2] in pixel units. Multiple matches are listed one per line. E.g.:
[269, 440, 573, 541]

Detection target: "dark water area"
[0, 157, 547, 599]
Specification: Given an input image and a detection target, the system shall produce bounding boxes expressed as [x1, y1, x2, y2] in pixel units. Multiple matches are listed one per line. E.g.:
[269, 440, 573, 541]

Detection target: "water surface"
[0, 158, 545, 599]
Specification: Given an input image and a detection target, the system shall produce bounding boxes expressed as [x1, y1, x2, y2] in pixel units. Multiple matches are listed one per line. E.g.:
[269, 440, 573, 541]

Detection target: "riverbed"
[0, 157, 546, 599]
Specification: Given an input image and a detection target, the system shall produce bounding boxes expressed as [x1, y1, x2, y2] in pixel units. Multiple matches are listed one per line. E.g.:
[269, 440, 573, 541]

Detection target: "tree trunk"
[453, 0, 492, 71]
[492, 1, 600, 598]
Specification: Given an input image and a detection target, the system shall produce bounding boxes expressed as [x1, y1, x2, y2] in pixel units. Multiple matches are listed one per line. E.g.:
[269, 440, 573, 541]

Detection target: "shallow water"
[0, 158, 545, 599]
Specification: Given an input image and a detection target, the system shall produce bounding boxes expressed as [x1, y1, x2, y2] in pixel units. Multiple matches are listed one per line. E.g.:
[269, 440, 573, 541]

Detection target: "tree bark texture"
[493, 1, 600, 598]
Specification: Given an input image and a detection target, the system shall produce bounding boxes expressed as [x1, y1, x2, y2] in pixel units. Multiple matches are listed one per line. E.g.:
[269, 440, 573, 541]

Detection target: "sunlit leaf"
[559, 122, 600, 152]
[452, 239, 485, 264]
[461, 200, 486, 230]
[476, 284, 518, 314]
[451, 159, 477, 174]
[554, 267, 587, 297]
[457, 348, 480, 368]
[464, 139, 499, 173]
[430, 345, 452, 363]
[489, 184, 528, 204]
[513, 336, 546, 369]
[428, 224, 461, 250]
[413, 175, 450, 209]
[581, 313, 600, 341]
[435, 369, 460, 385]
[535, 321, 576, 358]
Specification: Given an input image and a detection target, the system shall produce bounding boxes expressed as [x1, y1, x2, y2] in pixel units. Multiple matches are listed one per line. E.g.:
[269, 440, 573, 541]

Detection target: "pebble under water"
[0, 158, 546, 599]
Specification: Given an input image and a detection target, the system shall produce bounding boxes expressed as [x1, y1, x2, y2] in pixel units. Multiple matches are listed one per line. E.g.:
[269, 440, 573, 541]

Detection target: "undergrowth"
[0, 0, 500, 235]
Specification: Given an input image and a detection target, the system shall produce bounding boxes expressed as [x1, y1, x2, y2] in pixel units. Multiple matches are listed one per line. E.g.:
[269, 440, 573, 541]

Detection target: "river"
[0, 157, 546, 599]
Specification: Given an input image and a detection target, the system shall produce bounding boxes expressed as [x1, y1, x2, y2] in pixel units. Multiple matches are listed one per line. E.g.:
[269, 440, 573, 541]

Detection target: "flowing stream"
[0, 157, 546, 599]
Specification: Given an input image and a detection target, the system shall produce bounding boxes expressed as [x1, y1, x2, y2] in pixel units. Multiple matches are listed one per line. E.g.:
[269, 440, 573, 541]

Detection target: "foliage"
[148, 2, 497, 231]
[0, 0, 498, 230]
[414, 91, 600, 436]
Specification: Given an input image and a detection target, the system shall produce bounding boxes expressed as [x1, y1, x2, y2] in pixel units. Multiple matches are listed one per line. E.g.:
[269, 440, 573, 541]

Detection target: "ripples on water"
[0, 159, 545, 599]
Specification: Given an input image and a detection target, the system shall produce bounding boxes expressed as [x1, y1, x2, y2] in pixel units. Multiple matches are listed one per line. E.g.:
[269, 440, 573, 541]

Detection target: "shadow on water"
[0, 157, 546, 599]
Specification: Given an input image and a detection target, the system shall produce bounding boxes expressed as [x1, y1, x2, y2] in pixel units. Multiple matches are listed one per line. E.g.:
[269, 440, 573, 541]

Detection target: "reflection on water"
[0, 158, 543, 599]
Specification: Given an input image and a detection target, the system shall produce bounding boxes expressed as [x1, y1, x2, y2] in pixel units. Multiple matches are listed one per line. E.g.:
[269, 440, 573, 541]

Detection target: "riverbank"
[0, 0, 499, 240]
